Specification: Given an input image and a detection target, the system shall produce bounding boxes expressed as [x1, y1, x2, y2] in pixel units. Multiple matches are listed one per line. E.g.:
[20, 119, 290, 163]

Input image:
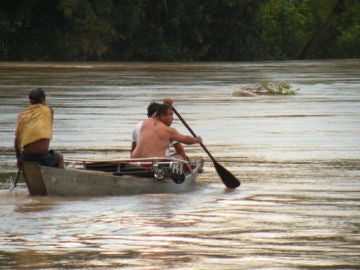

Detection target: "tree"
[257, 0, 315, 60]
[57, 0, 117, 60]
[0, 0, 359, 60]
[299, 0, 347, 59]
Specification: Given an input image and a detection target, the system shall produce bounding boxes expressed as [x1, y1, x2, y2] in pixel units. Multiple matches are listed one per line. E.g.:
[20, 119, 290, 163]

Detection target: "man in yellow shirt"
[14, 88, 64, 168]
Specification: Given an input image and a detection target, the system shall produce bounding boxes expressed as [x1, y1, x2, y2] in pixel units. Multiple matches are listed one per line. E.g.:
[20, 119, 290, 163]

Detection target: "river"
[0, 60, 359, 269]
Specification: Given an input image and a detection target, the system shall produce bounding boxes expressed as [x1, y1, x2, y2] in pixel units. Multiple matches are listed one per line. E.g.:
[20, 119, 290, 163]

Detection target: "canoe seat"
[113, 163, 154, 177]
[84, 162, 154, 177]
[84, 162, 121, 172]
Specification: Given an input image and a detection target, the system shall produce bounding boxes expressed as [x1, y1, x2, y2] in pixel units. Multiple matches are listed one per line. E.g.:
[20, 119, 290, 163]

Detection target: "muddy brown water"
[0, 60, 359, 269]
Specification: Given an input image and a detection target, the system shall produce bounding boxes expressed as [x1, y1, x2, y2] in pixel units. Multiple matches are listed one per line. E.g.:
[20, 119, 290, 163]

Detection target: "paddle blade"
[214, 161, 241, 189]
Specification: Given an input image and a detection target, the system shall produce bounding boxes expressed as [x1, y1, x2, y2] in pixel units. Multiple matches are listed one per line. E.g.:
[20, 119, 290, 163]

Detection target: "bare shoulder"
[166, 126, 179, 134]
[166, 126, 183, 140]
[142, 118, 154, 126]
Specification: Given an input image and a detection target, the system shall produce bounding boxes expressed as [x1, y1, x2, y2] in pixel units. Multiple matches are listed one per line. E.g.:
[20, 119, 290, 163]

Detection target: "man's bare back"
[131, 119, 170, 158]
[131, 105, 202, 159]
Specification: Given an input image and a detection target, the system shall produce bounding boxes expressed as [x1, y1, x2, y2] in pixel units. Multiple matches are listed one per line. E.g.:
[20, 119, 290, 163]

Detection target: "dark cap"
[29, 88, 46, 103]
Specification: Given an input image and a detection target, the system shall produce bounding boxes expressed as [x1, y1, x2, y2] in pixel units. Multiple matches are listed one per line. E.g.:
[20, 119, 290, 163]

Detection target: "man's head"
[156, 104, 173, 126]
[29, 88, 46, 104]
[147, 102, 161, 117]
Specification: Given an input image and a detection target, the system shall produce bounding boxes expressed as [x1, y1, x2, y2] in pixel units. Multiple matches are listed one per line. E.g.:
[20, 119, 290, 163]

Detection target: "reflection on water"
[0, 60, 360, 269]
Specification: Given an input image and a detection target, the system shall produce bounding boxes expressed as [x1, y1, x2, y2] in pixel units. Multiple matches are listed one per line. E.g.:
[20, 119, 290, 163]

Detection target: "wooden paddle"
[170, 105, 241, 189]
[10, 167, 22, 190]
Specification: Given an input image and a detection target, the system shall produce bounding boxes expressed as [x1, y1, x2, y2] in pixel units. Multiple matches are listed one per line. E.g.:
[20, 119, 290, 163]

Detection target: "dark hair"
[147, 102, 160, 117]
[29, 88, 46, 104]
[156, 104, 171, 117]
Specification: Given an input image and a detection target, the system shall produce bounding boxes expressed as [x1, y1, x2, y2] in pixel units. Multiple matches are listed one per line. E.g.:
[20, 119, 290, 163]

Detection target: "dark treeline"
[0, 0, 359, 61]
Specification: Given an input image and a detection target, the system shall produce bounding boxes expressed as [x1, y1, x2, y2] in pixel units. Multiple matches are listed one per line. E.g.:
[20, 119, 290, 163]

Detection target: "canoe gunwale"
[67, 157, 192, 181]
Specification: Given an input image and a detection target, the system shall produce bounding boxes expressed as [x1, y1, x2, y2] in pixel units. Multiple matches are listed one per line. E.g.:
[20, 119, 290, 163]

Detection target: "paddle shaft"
[13, 167, 22, 188]
[171, 108, 216, 162]
[171, 105, 240, 188]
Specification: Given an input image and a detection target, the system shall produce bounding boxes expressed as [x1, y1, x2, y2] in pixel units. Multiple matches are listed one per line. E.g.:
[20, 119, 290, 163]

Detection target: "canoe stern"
[22, 162, 47, 196]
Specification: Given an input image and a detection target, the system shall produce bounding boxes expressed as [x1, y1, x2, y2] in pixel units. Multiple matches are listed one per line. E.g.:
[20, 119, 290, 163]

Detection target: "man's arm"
[130, 121, 142, 154]
[173, 142, 188, 160]
[131, 141, 137, 154]
[168, 127, 202, 145]
[14, 137, 21, 168]
[50, 106, 54, 120]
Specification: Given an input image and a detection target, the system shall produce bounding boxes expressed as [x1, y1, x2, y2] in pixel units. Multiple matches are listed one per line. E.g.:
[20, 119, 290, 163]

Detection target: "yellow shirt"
[15, 104, 53, 149]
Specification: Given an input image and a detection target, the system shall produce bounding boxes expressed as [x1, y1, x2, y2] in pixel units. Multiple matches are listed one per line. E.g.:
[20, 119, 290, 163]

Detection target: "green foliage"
[257, 80, 297, 95]
[56, 0, 117, 60]
[257, 0, 317, 59]
[0, 0, 359, 61]
[331, 0, 360, 58]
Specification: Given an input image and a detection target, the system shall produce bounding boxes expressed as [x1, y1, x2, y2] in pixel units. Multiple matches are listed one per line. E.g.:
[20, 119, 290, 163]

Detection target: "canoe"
[21, 157, 204, 196]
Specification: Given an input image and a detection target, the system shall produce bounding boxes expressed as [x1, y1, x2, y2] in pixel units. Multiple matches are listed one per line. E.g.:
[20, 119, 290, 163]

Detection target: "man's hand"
[163, 98, 173, 106]
[16, 157, 22, 168]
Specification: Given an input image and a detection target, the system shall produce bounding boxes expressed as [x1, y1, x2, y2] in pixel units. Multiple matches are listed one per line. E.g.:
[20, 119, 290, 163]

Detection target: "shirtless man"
[131, 100, 188, 160]
[14, 88, 64, 168]
[131, 102, 160, 154]
[131, 104, 202, 159]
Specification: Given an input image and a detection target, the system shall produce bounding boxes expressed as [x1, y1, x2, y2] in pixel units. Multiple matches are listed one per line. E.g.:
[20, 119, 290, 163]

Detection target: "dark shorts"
[21, 150, 62, 167]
